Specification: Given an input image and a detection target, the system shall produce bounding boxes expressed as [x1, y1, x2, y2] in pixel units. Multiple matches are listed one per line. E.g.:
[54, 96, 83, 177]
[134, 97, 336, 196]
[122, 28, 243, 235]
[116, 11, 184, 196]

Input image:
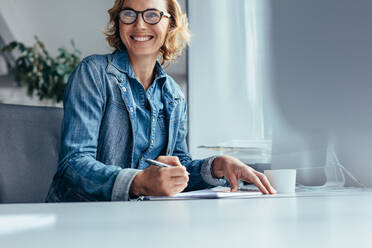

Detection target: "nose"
[134, 14, 146, 29]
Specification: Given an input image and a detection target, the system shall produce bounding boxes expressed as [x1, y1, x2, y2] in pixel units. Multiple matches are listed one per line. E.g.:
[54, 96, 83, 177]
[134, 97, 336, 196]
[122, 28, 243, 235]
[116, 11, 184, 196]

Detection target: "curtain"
[188, 0, 272, 158]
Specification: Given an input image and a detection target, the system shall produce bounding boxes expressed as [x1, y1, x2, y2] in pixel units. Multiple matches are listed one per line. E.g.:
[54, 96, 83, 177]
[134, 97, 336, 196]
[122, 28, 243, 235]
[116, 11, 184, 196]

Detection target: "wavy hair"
[104, 0, 191, 65]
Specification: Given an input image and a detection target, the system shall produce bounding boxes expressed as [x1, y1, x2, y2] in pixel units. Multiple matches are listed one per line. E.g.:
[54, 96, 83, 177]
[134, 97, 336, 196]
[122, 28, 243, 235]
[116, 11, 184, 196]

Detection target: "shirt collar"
[153, 60, 167, 80]
[107, 49, 181, 100]
[110, 49, 135, 78]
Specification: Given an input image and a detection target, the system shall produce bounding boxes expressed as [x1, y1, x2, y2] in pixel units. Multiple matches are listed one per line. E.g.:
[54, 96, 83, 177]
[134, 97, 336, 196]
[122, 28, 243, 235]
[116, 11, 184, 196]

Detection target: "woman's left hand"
[212, 155, 277, 194]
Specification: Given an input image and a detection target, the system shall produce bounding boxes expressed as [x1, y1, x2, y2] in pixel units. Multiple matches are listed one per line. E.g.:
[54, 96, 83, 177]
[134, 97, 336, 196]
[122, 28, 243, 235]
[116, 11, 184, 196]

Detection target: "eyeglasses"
[118, 7, 171, 25]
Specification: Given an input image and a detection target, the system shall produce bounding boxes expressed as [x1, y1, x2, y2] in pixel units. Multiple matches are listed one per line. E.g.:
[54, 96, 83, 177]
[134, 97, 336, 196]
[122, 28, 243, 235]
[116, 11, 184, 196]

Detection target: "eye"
[123, 10, 136, 17]
[145, 10, 160, 20]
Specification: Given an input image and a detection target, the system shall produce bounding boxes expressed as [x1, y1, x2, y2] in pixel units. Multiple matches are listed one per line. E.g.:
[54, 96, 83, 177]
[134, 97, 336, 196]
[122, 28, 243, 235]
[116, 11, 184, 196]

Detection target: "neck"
[128, 54, 158, 91]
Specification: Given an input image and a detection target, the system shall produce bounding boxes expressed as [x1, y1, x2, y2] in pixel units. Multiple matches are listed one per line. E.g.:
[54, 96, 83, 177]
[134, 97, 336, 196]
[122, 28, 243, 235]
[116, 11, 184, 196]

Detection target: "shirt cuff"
[200, 155, 227, 186]
[111, 168, 142, 201]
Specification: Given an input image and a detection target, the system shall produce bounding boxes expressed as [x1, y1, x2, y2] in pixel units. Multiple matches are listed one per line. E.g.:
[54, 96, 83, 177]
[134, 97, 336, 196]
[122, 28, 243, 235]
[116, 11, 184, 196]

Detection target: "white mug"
[264, 169, 297, 193]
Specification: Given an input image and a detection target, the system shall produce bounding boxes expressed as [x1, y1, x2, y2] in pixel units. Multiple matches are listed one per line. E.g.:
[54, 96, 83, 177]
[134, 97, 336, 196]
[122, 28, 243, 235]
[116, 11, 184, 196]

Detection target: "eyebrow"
[121, 7, 159, 11]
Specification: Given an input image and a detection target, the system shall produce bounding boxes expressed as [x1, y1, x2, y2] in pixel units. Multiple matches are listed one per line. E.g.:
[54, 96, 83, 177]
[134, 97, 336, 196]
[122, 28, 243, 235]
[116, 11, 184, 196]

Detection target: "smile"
[130, 35, 154, 42]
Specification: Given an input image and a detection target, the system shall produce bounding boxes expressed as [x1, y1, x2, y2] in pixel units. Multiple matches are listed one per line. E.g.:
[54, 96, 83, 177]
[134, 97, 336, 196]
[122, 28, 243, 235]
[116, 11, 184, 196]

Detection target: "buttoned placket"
[117, 80, 136, 168]
[138, 83, 158, 169]
[120, 84, 135, 116]
[164, 96, 182, 156]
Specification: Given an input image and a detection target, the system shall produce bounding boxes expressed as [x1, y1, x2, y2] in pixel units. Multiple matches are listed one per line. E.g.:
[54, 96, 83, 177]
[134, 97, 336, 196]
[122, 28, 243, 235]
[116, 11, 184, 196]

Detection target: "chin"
[128, 48, 159, 58]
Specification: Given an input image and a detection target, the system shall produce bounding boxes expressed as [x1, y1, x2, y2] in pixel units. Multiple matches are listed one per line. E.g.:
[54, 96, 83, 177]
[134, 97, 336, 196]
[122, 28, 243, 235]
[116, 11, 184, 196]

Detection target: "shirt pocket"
[108, 100, 127, 110]
[157, 110, 168, 136]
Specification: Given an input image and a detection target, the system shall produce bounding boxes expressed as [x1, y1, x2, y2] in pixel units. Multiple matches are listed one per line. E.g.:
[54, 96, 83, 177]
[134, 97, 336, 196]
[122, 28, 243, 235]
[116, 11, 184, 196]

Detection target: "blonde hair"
[104, 0, 191, 65]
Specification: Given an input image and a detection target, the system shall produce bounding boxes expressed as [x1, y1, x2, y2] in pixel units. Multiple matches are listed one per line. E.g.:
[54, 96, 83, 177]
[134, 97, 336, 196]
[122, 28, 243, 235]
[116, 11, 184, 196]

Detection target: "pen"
[145, 159, 190, 175]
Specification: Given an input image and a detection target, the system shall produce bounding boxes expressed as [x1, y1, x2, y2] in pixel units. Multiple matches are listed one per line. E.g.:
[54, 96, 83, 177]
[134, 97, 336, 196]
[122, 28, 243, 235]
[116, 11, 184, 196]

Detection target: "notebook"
[143, 186, 262, 201]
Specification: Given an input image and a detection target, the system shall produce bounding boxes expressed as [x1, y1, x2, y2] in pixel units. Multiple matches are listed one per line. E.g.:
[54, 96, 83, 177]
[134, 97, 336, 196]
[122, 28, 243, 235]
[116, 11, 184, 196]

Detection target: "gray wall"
[269, 0, 372, 186]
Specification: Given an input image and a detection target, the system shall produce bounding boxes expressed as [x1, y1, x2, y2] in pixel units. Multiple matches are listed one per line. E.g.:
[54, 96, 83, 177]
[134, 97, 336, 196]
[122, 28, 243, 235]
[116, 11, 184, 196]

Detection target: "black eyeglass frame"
[118, 7, 171, 25]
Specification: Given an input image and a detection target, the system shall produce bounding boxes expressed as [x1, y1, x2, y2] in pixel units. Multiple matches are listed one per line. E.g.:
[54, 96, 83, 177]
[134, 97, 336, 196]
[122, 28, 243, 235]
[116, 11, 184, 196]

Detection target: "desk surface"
[1, 190, 372, 248]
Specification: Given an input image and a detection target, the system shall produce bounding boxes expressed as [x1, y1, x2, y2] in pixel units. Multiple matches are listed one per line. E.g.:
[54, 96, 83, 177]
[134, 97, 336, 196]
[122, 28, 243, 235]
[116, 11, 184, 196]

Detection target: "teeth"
[132, 36, 151, 42]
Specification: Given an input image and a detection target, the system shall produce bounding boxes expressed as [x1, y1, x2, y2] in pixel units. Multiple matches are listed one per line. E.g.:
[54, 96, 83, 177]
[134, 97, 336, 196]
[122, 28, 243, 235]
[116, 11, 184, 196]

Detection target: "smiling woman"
[105, 0, 190, 65]
[118, 5, 170, 59]
[45, 0, 275, 203]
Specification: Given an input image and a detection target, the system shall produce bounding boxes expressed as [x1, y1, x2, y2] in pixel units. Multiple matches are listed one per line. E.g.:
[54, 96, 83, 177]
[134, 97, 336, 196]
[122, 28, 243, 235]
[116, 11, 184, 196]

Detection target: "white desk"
[1, 190, 372, 248]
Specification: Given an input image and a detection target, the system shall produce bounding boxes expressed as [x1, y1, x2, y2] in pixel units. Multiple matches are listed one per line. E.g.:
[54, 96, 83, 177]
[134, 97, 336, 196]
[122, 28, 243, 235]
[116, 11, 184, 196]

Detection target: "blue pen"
[145, 158, 190, 175]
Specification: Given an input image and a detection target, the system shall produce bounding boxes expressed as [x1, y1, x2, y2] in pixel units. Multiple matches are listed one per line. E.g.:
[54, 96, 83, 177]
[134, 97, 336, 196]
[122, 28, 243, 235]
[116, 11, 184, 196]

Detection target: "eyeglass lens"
[120, 9, 162, 24]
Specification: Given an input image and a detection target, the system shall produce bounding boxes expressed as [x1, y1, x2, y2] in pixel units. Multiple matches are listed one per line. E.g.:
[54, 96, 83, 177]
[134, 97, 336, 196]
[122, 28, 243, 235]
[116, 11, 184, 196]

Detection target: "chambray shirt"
[128, 73, 168, 169]
[46, 50, 225, 202]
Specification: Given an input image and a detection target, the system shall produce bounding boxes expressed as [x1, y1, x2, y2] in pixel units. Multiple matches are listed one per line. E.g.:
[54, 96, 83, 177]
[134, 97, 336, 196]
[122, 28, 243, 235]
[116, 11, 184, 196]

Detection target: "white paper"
[144, 186, 372, 201]
[144, 187, 262, 201]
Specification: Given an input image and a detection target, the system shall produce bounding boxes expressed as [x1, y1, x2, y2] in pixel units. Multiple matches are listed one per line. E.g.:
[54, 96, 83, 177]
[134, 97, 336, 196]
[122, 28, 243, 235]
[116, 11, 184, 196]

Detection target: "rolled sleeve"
[200, 156, 227, 186]
[111, 169, 142, 201]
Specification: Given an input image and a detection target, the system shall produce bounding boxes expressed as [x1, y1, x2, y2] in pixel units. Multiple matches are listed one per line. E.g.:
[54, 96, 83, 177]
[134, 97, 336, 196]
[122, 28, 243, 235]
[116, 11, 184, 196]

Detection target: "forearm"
[178, 155, 226, 191]
[61, 153, 140, 201]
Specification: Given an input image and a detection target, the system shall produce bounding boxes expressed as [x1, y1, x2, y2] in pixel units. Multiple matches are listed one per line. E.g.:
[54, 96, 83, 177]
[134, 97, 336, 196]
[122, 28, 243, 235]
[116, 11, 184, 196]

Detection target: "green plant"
[0, 36, 81, 103]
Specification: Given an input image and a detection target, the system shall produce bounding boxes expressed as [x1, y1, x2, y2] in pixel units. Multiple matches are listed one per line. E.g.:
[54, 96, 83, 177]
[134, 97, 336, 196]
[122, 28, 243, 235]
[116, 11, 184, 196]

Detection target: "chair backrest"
[0, 103, 63, 203]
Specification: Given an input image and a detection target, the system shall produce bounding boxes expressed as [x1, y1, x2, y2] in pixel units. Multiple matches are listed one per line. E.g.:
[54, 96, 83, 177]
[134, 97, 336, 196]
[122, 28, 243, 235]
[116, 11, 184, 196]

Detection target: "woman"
[46, 0, 276, 202]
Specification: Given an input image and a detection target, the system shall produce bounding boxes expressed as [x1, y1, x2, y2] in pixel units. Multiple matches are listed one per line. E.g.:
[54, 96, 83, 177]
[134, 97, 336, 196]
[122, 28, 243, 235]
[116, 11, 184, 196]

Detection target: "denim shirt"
[129, 72, 168, 169]
[46, 50, 226, 202]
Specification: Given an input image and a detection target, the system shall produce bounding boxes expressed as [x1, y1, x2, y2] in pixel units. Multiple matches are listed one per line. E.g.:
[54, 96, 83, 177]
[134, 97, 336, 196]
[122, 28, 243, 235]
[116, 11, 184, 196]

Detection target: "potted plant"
[0, 36, 81, 103]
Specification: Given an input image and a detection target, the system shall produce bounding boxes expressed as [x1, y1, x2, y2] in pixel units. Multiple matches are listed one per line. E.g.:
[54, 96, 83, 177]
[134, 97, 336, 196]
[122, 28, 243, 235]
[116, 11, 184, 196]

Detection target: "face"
[119, 0, 170, 60]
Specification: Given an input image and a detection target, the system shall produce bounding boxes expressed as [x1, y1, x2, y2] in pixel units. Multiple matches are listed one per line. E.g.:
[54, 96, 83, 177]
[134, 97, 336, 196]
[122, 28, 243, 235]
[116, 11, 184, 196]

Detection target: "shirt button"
[122, 86, 127, 92]
[130, 107, 134, 112]
[151, 139, 154, 144]
[152, 117, 155, 122]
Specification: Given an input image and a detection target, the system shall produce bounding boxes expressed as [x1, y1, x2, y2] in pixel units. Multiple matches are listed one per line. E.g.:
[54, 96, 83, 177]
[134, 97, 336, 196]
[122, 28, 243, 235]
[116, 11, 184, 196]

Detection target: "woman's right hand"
[130, 156, 189, 196]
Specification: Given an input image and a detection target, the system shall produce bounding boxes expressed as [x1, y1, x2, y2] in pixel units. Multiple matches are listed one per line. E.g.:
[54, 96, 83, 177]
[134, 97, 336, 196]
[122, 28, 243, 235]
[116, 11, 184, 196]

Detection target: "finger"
[173, 181, 188, 189]
[171, 171, 189, 184]
[241, 171, 269, 194]
[165, 180, 187, 196]
[166, 156, 182, 167]
[170, 166, 188, 177]
[225, 171, 239, 192]
[254, 171, 277, 194]
[156, 156, 180, 166]
[163, 166, 188, 177]
[170, 175, 189, 185]
[174, 183, 188, 193]
[170, 184, 186, 196]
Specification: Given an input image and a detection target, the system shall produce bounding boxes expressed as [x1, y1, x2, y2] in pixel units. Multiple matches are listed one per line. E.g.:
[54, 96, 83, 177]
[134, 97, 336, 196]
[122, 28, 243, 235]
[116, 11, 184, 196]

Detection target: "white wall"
[0, 0, 112, 57]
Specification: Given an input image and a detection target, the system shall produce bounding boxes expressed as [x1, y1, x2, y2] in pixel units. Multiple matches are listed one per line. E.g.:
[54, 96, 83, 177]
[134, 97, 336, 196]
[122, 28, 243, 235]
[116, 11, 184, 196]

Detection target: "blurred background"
[1, 0, 372, 187]
[0, 0, 187, 106]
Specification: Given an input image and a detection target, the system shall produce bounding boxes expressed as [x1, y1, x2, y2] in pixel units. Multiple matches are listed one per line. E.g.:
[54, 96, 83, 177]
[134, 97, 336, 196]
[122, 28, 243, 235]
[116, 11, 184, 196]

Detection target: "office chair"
[0, 103, 62, 203]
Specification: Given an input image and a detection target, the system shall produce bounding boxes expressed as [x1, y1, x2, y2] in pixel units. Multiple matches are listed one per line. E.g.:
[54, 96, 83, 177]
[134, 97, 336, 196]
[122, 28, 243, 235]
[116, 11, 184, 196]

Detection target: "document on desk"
[144, 187, 262, 201]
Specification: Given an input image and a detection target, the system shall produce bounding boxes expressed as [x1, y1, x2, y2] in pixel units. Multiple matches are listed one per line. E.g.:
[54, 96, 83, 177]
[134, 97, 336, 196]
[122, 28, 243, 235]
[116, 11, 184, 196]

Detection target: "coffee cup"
[264, 169, 297, 193]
